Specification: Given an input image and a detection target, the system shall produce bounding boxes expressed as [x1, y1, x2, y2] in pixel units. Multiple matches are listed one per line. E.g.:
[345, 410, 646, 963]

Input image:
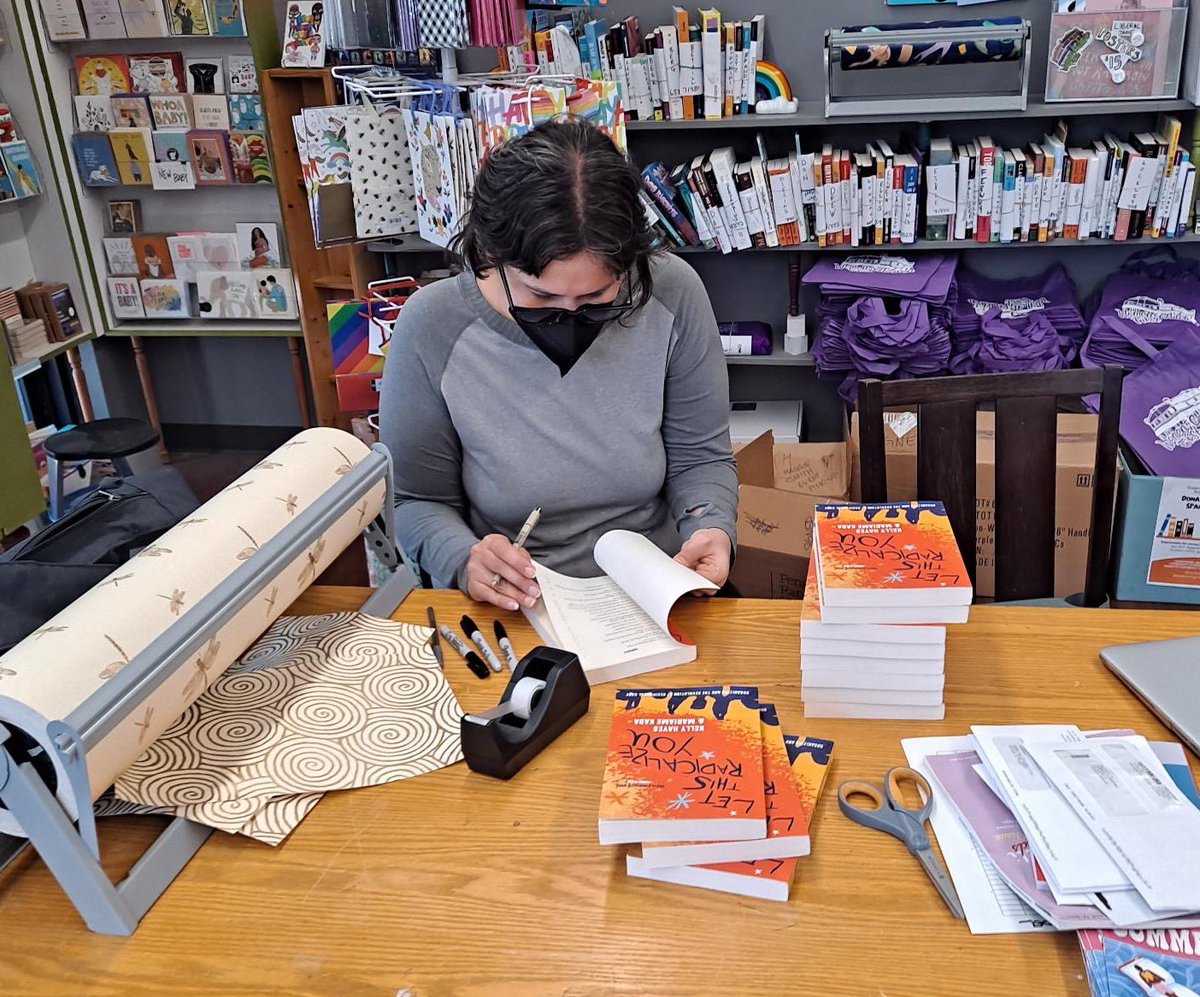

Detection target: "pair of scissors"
[838, 766, 965, 919]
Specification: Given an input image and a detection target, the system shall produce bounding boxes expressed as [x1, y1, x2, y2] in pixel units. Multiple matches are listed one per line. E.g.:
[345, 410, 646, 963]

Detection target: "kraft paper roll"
[0, 427, 385, 837]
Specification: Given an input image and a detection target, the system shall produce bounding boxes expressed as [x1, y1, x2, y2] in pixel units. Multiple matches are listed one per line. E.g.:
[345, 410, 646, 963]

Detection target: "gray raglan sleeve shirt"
[380, 255, 738, 589]
[378, 291, 480, 586]
[661, 266, 740, 550]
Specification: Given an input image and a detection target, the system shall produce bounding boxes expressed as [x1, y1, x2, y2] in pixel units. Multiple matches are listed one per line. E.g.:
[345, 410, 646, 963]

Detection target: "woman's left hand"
[674, 528, 732, 594]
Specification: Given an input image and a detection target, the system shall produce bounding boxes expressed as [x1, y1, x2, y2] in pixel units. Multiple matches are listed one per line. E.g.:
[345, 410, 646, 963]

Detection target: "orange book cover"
[641, 703, 814, 866]
[800, 555, 945, 647]
[599, 686, 766, 845]
[814, 501, 971, 607]
[691, 734, 835, 893]
[801, 555, 821, 622]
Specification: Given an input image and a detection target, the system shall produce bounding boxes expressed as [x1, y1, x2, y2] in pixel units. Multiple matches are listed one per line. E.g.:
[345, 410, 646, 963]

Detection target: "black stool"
[44, 418, 160, 521]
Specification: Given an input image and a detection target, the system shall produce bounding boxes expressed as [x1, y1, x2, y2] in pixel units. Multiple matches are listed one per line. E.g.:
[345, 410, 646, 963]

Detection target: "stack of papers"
[801, 501, 972, 720]
[599, 686, 834, 902]
[902, 726, 1200, 940]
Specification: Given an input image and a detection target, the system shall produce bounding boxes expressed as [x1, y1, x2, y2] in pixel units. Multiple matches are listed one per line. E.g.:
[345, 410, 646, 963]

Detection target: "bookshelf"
[7, 0, 315, 454]
[624, 97, 1200, 131]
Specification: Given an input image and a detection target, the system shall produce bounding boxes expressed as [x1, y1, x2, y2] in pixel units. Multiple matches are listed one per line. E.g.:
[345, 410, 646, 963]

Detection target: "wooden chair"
[856, 367, 1123, 607]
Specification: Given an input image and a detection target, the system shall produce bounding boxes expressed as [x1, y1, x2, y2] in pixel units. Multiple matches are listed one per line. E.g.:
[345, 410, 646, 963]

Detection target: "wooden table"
[2, 592, 1198, 997]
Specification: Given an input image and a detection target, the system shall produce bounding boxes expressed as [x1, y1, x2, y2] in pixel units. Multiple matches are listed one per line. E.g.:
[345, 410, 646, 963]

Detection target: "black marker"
[439, 623, 489, 679]
[493, 620, 519, 670]
[461, 614, 503, 672]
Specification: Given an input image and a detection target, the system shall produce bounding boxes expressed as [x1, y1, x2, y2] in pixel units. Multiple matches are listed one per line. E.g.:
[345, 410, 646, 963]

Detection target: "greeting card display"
[167, 235, 204, 281]
[108, 127, 153, 185]
[149, 94, 192, 130]
[253, 269, 298, 319]
[168, 0, 211, 36]
[0, 157, 14, 201]
[188, 130, 232, 184]
[228, 94, 264, 131]
[190, 95, 230, 131]
[120, 0, 171, 38]
[133, 234, 174, 279]
[236, 223, 281, 268]
[103, 237, 139, 275]
[1046, 3, 1186, 101]
[128, 53, 185, 94]
[140, 278, 190, 319]
[84, 1, 130, 40]
[152, 130, 191, 164]
[0, 104, 18, 143]
[281, 2, 326, 68]
[229, 131, 272, 183]
[197, 271, 258, 318]
[152, 161, 197, 190]
[74, 96, 116, 132]
[110, 95, 152, 129]
[226, 55, 258, 93]
[107, 200, 141, 232]
[208, 0, 247, 36]
[108, 277, 146, 319]
[2, 144, 41, 198]
[198, 232, 239, 270]
[75, 55, 131, 96]
[186, 58, 224, 94]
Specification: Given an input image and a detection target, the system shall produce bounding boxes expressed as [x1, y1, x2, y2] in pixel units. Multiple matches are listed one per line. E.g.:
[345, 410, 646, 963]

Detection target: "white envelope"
[971, 725, 1129, 894]
[1024, 736, 1200, 912]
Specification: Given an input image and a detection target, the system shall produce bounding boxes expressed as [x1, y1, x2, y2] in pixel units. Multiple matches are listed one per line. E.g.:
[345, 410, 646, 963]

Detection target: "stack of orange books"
[802, 501, 973, 720]
[599, 686, 834, 902]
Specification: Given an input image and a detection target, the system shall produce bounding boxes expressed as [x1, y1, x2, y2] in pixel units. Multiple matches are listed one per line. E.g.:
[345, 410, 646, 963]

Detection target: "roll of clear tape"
[0, 427, 385, 837]
[509, 677, 547, 721]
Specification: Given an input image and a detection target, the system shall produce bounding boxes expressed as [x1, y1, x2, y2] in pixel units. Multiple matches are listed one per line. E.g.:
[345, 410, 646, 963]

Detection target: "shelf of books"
[623, 98, 1200, 131]
[11, 0, 301, 337]
[11, 328, 96, 380]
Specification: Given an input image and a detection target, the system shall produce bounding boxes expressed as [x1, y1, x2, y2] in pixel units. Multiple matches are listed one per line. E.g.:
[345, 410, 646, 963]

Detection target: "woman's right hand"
[463, 534, 541, 612]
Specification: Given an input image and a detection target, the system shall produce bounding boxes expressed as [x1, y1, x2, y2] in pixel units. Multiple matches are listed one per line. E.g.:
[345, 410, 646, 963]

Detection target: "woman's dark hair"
[454, 120, 658, 311]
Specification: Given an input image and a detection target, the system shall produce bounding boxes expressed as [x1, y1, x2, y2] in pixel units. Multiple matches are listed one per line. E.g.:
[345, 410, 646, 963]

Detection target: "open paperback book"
[523, 530, 717, 685]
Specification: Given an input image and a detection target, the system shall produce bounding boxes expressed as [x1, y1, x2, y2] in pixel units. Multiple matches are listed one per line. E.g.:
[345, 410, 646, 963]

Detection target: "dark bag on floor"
[0, 468, 198, 654]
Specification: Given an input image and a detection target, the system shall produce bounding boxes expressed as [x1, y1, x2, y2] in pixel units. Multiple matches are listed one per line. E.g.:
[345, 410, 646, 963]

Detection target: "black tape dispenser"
[460, 646, 590, 780]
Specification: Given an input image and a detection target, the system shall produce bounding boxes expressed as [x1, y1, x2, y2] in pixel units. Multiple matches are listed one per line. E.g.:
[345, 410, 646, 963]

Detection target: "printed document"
[1024, 735, 1200, 912]
[971, 725, 1130, 893]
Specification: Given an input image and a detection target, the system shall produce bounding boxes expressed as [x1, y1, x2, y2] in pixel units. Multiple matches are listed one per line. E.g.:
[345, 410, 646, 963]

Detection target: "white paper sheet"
[1025, 736, 1200, 912]
[971, 725, 1130, 894]
[902, 735, 1055, 935]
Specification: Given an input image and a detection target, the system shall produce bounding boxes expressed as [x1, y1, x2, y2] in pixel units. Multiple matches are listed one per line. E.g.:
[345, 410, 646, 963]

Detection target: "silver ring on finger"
[490, 572, 504, 589]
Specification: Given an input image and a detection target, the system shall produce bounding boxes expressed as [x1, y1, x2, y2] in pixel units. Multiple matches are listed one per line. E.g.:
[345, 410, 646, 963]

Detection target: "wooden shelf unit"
[261, 68, 383, 431]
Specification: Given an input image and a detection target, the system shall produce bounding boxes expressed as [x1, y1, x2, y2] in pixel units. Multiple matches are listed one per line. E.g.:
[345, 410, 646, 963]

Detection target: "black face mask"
[499, 267, 633, 376]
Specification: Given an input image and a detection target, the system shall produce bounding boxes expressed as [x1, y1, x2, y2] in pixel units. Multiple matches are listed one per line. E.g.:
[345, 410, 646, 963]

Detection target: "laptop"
[1101, 637, 1200, 756]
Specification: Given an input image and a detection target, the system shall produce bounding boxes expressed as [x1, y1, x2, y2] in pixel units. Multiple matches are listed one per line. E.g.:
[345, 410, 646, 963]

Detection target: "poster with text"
[1148, 477, 1200, 587]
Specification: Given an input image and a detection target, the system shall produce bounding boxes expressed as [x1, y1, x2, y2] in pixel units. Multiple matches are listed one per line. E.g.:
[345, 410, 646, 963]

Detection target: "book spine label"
[976, 146, 994, 243]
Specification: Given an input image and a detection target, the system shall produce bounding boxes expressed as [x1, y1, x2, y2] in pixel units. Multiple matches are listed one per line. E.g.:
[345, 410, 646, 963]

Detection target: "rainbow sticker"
[755, 60, 793, 103]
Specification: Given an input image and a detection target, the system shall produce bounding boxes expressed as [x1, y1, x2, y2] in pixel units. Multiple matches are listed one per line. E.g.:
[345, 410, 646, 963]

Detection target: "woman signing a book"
[380, 120, 738, 611]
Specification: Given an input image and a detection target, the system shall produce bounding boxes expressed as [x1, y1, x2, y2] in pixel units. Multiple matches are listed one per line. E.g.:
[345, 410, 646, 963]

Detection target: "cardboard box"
[731, 430, 850, 598]
[1112, 457, 1200, 604]
[850, 411, 1100, 599]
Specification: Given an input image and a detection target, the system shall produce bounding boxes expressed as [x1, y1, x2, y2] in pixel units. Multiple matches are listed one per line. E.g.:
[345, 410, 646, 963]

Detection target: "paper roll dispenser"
[461, 647, 589, 780]
[0, 430, 420, 936]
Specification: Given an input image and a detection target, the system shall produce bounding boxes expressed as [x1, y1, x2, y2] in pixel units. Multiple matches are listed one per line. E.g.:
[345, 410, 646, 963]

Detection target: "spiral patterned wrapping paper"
[0, 427, 385, 837]
[112, 612, 464, 844]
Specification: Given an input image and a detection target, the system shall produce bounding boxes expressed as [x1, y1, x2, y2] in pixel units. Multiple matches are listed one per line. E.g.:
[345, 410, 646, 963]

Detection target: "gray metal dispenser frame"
[0, 444, 417, 935]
